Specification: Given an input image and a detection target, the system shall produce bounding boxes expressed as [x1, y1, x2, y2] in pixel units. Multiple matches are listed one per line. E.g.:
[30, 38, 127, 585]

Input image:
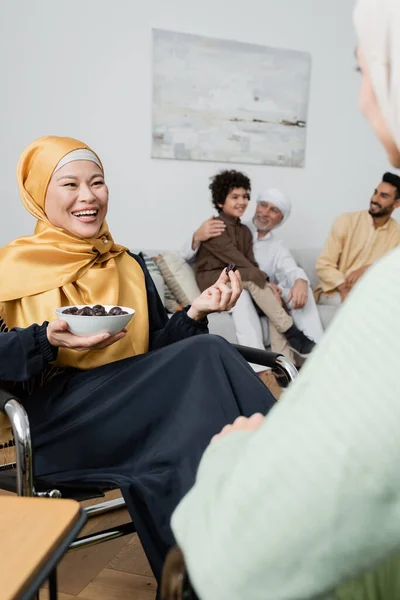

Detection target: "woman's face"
[358, 47, 400, 167]
[45, 160, 108, 238]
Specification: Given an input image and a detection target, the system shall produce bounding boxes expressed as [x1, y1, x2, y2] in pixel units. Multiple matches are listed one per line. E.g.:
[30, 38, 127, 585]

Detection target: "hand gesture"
[188, 268, 243, 320]
[338, 282, 351, 303]
[192, 216, 226, 250]
[211, 413, 265, 443]
[47, 320, 127, 351]
[287, 279, 308, 309]
[345, 265, 369, 287]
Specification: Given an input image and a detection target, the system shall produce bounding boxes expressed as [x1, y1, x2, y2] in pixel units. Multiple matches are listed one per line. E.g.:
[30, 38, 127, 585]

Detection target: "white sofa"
[139, 248, 337, 348]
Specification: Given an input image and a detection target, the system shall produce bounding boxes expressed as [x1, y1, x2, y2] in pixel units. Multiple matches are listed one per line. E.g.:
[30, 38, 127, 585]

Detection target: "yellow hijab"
[0, 136, 149, 369]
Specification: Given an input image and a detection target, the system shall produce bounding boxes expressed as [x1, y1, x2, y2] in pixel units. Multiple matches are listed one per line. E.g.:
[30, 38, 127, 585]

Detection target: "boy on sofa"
[194, 169, 315, 364]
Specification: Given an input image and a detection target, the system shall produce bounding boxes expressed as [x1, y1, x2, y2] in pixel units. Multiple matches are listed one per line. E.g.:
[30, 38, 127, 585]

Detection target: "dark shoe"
[273, 369, 291, 389]
[284, 324, 315, 358]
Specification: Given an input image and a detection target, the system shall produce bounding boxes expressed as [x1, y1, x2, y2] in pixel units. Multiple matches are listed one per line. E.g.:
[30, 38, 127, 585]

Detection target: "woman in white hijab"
[169, 0, 400, 598]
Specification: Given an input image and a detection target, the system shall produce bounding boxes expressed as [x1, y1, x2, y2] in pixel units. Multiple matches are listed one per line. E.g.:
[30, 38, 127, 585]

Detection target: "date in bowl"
[54, 305, 135, 337]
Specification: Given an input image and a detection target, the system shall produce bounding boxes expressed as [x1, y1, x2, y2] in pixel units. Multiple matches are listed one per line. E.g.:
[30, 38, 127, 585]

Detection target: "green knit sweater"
[172, 247, 400, 600]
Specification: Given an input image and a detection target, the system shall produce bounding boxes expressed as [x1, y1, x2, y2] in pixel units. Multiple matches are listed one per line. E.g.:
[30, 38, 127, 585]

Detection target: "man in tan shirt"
[315, 172, 400, 305]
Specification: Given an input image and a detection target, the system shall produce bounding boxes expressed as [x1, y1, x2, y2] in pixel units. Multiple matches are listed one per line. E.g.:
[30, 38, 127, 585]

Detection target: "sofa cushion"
[139, 252, 181, 313]
[207, 313, 238, 344]
[290, 248, 320, 289]
[149, 271, 166, 305]
[157, 252, 201, 305]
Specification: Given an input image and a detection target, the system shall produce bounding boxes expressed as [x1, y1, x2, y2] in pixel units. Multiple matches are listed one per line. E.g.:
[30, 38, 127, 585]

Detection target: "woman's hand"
[47, 320, 127, 351]
[187, 268, 243, 320]
[211, 413, 265, 443]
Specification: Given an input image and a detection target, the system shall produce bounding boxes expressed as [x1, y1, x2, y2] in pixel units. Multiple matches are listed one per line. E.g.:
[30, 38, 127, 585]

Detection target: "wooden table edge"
[17, 505, 87, 600]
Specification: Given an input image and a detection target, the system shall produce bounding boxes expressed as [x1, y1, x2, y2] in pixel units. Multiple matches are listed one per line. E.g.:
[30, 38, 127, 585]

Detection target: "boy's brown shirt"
[195, 212, 267, 291]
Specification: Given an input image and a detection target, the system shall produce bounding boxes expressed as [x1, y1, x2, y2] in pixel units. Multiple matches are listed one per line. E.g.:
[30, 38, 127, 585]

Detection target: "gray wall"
[0, 0, 393, 251]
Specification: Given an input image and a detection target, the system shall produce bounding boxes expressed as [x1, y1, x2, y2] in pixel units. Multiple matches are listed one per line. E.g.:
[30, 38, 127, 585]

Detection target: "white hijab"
[354, 0, 400, 148]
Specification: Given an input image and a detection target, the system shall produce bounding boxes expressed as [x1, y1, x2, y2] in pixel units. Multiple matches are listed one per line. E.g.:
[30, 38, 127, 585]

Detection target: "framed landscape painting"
[152, 29, 311, 167]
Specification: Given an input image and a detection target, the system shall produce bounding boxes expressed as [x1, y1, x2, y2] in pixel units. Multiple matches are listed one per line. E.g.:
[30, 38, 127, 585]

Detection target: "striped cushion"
[139, 252, 181, 313]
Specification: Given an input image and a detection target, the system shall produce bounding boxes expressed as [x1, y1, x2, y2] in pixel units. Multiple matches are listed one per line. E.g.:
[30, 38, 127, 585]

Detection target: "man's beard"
[369, 202, 394, 217]
[253, 215, 271, 232]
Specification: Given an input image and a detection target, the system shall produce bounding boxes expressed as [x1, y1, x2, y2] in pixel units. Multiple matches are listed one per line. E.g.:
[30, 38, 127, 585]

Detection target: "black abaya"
[0, 254, 276, 583]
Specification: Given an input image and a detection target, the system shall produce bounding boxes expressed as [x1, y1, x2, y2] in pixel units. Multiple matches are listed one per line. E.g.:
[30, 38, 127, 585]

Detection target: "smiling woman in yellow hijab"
[0, 134, 275, 590]
[0, 135, 149, 369]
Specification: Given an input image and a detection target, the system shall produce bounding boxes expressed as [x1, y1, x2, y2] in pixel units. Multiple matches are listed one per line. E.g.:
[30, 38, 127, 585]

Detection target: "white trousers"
[231, 287, 324, 372]
[231, 290, 266, 372]
[318, 291, 342, 307]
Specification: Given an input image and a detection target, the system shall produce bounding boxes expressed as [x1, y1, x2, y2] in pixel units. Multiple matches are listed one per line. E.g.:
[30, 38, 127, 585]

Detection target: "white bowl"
[55, 305, 135, 337]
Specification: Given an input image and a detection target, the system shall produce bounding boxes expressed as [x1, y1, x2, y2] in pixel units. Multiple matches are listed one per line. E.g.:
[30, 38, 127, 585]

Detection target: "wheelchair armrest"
[232, 344, 298, 384]
[0, 387, 34, 496]
[0, 387, 21, 412]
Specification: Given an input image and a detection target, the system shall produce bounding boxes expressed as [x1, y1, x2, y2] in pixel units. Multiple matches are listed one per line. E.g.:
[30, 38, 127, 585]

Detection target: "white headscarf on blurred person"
[354, 0, 400, 147]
